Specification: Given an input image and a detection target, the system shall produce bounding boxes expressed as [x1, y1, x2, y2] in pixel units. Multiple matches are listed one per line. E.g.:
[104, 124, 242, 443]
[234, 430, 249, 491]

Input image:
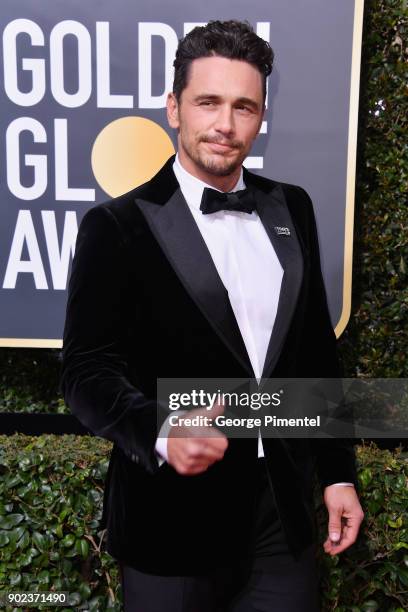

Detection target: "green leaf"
[0, 514, 24, 529]
[397, 567, 408, 587]
[68, 592, 82, 606]
[75, 538, 89, 558]
[19, 550, 33, 566]
[79, 583, 92, 600]
[62, 534, 75, 548]
[9, 572, 22, 587]
[32, 531, 46, 552]
[62, 559, 72, 576]
[16, 482, 34, 497]
[362, 601, 379, 611]
[6, 475, 21, 488]
[9, 526, 25, 543]
[359, 468, 373, 488]
[59, 508, 70, 521]
[50, 522, 64, 539]
[37, 569, 50, 585]
[387, 516, 403, 528]
[17, 530, 29, 550]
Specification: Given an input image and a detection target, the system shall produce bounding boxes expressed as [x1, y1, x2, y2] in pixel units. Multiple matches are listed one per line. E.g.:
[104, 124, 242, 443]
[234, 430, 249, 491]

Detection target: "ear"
[167, 92, 180, 129]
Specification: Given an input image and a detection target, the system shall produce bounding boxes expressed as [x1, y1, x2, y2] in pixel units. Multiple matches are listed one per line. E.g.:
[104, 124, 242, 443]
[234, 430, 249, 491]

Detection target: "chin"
[207, 166, 238, 177]
[201, 155, 242, 177]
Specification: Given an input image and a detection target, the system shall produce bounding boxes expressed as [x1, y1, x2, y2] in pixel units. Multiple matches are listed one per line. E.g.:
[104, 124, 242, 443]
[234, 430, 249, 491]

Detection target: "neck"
[177, 149, 241, 192]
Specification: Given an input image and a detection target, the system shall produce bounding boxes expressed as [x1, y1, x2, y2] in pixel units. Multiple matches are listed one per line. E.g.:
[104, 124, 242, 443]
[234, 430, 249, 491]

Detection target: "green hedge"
[337, 0, 407, 377]
[317, 443, 408, 611]
[0, 351, 64, 415]
[0, 436, 120, 611]
[0, 436, 407, 611]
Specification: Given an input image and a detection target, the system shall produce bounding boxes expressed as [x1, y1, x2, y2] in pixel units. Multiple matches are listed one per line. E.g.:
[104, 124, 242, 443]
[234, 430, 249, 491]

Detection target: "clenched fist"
[167, 401, 228, 475]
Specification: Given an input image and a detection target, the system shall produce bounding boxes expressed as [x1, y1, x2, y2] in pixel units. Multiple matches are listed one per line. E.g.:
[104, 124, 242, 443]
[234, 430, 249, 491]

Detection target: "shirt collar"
[173, 153, 245, 212]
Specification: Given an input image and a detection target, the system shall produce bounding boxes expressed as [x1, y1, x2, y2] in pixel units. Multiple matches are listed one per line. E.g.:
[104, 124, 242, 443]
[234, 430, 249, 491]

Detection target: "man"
[61, 20, 364, 611]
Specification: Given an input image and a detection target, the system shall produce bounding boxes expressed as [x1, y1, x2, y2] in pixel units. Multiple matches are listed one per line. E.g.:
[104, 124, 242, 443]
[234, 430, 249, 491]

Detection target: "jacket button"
[131, 453, 139, 463]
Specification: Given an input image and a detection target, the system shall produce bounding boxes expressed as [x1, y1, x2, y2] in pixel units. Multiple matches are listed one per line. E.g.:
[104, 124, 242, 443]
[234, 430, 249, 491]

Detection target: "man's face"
[167, 55, 265, 182]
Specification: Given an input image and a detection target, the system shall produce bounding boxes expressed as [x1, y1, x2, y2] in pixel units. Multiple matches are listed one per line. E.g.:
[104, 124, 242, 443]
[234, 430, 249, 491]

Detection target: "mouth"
[204, 141, 237, 154]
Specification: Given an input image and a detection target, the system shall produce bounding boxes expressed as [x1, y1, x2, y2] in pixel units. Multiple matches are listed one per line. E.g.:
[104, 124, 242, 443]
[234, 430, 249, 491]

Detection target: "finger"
[184, 439, 226, 462]
[191, 427, 228, 452]
[203, 433, 228, 451]
[175, 451, 218, 475]
[333, 518, 360, 551]
[324, 518, 361, 555]
[196, 445, 225, 463]
[328, 508, 343, 543]
[201, 399, 226, 419]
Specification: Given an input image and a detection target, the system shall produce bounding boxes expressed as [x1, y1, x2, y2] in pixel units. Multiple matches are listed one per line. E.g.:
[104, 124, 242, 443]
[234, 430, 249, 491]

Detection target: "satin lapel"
[251, 183, 304, 380]
[134, 189, 253, 376]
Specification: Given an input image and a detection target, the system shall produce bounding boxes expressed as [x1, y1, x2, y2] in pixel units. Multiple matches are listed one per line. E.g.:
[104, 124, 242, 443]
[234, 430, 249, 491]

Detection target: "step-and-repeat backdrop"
[0, 0, 364, 346]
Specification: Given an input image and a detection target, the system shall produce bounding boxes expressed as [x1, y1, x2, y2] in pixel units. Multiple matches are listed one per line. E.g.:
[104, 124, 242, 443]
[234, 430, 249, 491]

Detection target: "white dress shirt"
[154, 155, 354, 487]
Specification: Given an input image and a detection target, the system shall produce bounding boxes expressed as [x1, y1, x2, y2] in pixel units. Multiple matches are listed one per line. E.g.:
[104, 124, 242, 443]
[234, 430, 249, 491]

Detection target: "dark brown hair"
[173, 20, 274, 103]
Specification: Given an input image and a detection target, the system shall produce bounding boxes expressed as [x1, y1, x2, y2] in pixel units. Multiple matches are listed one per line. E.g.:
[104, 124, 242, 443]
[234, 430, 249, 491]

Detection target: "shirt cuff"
[154, 439, 167, 467]
[330, 482, 355, 487]
[154, 410, 188, 466]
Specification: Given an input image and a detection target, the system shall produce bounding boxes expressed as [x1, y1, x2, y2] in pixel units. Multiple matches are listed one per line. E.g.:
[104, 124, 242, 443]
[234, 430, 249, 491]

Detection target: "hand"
[323, 485, 364, 555]
[167, 400, 228, 475]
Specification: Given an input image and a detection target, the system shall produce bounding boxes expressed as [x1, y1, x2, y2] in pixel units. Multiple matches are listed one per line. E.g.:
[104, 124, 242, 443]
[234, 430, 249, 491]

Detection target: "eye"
[200, 100, 215, 106]
[236, 105, 251, 113]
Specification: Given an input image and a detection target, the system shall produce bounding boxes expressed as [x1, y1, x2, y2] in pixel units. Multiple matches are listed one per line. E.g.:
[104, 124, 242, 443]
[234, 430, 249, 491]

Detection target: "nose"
[214, 105, 235, 137]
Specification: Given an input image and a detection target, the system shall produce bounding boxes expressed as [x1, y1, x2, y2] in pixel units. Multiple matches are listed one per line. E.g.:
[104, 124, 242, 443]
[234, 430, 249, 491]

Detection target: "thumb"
[204, 398, 226, 419]
[328, 508, 343, 542]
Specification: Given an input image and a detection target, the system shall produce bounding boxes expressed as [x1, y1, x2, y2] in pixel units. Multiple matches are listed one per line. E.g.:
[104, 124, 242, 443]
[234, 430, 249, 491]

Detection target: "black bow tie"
[200, 187, 256, 215]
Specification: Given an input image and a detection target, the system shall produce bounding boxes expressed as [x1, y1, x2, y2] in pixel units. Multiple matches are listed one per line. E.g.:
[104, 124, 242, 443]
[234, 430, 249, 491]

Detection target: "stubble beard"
[181, 133, 246, 177]
[197, 152, 242, 177]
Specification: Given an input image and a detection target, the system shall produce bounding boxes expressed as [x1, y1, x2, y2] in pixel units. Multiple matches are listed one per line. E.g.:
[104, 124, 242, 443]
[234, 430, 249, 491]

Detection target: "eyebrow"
[193, 94, 260, 111]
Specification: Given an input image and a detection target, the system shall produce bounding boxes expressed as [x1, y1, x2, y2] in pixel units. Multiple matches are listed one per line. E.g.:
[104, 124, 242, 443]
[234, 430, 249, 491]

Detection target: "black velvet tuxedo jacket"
[60, 154, 358, 575]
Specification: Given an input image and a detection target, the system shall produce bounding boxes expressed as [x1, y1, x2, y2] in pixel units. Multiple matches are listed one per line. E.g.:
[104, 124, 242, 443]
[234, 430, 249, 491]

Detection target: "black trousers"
[119, 459, 320, 612]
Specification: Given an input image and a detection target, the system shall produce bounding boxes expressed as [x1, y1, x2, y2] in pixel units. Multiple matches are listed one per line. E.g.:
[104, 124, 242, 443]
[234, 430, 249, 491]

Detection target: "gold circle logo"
[91, 116, 175, 197]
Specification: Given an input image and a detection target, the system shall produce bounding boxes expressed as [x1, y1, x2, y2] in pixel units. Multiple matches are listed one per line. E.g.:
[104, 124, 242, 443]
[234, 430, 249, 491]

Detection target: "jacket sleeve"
[294, 186, 359, 491]
[60, 204, 161, 475]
